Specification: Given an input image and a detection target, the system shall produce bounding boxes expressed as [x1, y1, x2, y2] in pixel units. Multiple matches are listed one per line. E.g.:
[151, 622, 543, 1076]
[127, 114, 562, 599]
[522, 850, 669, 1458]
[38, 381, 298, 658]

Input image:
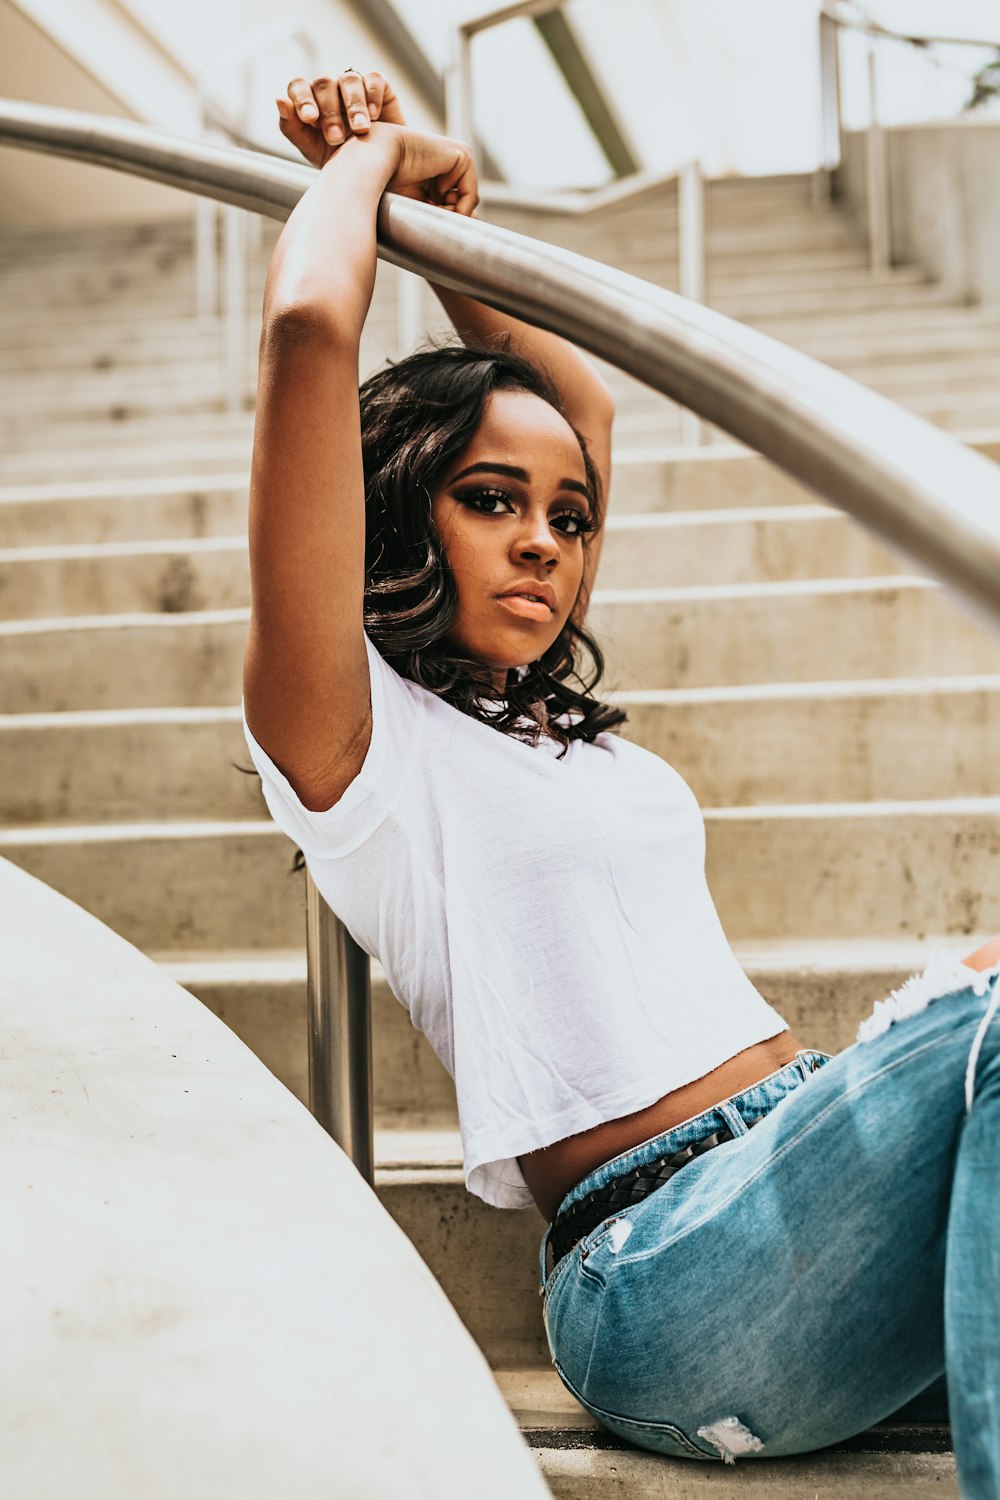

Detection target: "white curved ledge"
[0, 856, 549, 1499]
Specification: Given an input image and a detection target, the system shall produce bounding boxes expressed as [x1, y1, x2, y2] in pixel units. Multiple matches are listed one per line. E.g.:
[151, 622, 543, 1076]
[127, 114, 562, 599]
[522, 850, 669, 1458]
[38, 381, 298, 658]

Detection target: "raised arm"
[243, 118, 475, 812]
[276, 71, 615, 608]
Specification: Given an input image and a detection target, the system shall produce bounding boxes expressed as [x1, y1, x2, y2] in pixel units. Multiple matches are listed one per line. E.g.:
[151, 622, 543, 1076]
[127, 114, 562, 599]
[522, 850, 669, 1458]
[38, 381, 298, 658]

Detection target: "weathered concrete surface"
[841, 119, 1000, 311]
[538, 1447, 957, 1497]
[0, 856, 550, 1500]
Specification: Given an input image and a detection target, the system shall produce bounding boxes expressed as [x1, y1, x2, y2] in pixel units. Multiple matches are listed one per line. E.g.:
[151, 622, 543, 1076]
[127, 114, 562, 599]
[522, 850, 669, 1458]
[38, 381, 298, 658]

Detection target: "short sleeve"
[242, 633, 423, 860]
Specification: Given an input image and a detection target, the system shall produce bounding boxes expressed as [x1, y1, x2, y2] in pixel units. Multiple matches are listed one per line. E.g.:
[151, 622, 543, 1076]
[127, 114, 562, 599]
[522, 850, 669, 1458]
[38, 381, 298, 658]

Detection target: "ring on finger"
[341, 66, 361, 75]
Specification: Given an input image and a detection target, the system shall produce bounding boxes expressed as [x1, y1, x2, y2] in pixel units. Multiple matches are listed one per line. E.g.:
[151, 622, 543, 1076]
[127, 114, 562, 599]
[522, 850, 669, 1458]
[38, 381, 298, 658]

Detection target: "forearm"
[429, 283, 614, 437]
[262, 127, 400, 334]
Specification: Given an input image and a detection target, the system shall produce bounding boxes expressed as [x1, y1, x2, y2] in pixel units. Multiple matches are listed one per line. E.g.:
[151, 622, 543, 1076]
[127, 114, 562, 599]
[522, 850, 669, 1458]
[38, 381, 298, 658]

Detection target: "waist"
[518, 1029, 804, 1221]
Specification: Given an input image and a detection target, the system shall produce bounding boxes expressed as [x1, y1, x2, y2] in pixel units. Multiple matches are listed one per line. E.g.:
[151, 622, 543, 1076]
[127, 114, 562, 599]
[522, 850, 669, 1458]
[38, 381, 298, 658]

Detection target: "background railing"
[4, 98, 1000, 1175]
[818, 4, 1000, 271]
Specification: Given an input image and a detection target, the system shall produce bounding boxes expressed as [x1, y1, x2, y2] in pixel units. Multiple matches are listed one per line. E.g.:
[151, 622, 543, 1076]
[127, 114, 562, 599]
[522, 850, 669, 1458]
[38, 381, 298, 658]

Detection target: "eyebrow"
[449, 461, 591, 501]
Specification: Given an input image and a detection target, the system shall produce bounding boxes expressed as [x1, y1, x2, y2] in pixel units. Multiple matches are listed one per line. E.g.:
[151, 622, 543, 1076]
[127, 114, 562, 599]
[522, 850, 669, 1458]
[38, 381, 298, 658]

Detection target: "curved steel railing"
[4, 97, 1000, 1175]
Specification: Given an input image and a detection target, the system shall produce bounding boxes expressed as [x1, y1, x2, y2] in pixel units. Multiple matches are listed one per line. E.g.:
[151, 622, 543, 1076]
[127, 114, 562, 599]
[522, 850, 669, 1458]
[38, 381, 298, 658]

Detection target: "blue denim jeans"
[538, 955, 1000, 1498]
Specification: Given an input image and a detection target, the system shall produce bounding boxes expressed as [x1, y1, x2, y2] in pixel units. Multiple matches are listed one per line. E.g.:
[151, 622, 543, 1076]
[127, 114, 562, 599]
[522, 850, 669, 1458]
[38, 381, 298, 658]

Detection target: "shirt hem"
[462, 1009, 791, 1210]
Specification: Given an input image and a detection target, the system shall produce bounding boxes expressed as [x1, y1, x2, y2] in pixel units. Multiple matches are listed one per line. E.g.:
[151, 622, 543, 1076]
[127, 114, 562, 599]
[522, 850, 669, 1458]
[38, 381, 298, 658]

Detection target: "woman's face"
[431, 389, 593, 692]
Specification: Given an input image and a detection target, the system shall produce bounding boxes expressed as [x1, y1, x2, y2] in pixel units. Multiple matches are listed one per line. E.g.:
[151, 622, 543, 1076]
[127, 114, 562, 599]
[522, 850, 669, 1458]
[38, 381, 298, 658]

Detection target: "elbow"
[260, 298, 355, 355]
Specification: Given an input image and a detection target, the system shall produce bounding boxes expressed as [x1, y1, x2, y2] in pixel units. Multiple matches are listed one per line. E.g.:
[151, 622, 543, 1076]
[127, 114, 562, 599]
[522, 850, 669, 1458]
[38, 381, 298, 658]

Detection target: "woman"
[243, 69, 1000, 1495]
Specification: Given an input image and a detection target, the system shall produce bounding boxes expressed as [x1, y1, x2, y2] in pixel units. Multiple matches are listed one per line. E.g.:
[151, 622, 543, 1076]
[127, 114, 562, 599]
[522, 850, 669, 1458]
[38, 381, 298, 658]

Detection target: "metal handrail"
[821, 4, 1000, 54]
[5, 98, 1000, 1173]
[818, 6, 1000, 271]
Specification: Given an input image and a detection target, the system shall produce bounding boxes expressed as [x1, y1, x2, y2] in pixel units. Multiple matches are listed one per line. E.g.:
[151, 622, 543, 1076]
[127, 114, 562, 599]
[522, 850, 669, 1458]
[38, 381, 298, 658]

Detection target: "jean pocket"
[552, 1370, 717, 1461]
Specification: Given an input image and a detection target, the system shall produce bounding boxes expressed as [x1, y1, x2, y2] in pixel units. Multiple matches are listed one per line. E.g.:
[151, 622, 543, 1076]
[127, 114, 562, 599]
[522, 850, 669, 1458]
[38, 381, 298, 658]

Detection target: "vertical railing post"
[678, 158, 706, 447]
[305, 871, 374, 1185]
[816, 10, 843, 203]
[221, 204, 246, 413]
[866, 43, 890, 272]
[445, 25, 474, 144]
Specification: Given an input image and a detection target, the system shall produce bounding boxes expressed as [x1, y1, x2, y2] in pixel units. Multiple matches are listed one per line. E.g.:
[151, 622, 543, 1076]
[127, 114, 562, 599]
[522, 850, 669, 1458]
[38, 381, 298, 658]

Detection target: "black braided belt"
[548, 1117, 762, 1273]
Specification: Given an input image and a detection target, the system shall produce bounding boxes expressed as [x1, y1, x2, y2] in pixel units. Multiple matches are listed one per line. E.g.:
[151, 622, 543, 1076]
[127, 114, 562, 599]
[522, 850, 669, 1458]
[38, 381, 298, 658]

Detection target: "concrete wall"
[840, 118, 1000, 304]
[0, 0, 192, 223]
[0, 0, 439, 226]
[0, 854, 550, 1499]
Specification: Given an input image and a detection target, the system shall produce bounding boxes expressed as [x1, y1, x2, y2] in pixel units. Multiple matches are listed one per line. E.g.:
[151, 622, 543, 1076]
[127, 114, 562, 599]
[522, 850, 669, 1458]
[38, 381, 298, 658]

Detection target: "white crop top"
[243, 633, 789, 1209]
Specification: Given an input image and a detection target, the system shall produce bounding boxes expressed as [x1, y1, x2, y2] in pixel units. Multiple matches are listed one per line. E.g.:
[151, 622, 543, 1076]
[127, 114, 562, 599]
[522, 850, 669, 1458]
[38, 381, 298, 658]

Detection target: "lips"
[496, 582, 556, 613]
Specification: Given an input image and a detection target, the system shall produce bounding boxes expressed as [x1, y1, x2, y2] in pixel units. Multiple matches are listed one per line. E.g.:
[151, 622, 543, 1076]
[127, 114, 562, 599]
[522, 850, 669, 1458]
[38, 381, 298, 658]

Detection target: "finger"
[437, 151, 478, 217]
[364, 71, 385, 122]
[338, 71, 371, 134]
[287, 76, 319, 124]
[311, 76, 348, 147]
[276, 100, 325, 166]
[375, 77, 407, 126]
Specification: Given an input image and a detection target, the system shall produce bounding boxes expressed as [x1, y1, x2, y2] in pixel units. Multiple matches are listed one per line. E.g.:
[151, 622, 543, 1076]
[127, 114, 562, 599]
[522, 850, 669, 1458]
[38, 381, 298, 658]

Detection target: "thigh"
[544, 973, 997, 1461]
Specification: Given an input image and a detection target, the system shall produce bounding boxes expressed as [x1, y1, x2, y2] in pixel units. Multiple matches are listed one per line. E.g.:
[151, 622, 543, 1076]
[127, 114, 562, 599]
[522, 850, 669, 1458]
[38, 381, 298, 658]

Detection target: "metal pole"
[194, 197, 218, 318]
[305, 871, 374, 1184]
[678, 158, 706, 447]
[816, 11, 842, 204]
[222, 203, 246, 411]
[866, 44, 890, 272]
[445, 26, 474, 143]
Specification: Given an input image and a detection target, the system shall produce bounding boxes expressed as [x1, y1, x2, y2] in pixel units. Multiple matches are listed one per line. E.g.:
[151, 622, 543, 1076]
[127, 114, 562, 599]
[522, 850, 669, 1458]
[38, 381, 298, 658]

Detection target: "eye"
[553, 508, 596, 539]
[457, 487, 514, 515]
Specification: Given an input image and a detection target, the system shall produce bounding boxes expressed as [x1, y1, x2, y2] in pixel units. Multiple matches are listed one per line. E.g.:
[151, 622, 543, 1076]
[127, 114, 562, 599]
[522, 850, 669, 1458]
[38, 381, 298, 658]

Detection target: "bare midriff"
[517, 1029, 806, 1222]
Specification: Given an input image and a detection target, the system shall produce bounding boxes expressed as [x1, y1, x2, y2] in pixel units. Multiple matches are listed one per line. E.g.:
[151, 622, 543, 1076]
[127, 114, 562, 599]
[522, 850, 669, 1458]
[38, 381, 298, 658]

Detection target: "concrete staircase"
[2, 172, 996, 1495]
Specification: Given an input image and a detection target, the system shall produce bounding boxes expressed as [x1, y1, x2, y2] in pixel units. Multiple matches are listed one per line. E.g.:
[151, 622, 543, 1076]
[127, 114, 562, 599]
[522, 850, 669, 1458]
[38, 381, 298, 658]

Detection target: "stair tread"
[153, 933, 984, 985]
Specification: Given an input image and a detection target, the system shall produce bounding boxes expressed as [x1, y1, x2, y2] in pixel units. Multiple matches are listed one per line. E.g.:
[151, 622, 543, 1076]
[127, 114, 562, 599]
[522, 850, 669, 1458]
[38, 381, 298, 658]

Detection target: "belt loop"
[538, 1221, 553, 1297]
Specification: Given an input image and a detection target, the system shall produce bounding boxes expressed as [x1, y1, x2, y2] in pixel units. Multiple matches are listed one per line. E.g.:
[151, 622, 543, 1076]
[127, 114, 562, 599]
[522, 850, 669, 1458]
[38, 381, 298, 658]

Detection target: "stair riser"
[5, 583, 998, 712]
[180, 972, 455, 1118]
[537, 1448, 958, 1497]
[621, 683, 1000, 806]
[0, 713, 257, 825]
[0, 440, 254, 482]
[0, 545, 248, 619]
[180, 957, 943, 1125]
[0, 515, 907, 619]
[2, 805, 998, 953]
[714, 284, 958, 319]
[0, 484, 247, 548]
[592, 583, 1000, 690]
[7, 678, 1000, 827]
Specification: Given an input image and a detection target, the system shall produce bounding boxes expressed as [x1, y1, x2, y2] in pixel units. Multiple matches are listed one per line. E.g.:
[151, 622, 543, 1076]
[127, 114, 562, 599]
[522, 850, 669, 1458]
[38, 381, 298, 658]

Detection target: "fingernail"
[325, 125, 344, 143]
[301, 103, 318, 119]
[351, 112, 370, 129]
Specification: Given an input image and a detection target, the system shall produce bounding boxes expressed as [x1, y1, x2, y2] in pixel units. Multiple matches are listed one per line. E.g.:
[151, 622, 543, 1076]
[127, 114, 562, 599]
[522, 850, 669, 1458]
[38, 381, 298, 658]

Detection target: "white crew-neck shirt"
[243, 633, 788, 1209]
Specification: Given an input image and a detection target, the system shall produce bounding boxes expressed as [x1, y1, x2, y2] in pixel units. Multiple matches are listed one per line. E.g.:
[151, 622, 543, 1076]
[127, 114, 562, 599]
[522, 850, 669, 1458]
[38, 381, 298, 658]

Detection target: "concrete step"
[160, 934, 993, 1126]
[6, 673, 1000, 829]
[609, 435, 1000, 515]
[0, 475, 249, 547]
[530, 1424, 956, 1497]
[592, 576, 1000, 690]
[747, 302, 1000, 342]
[713, 283, 960, 321]
[6, 577, 999, 713]
[3, 796, 999, 953]
[0, 708, 259, 826]
[506, 1369, 956, 1497]
[0, 433, 255, 482]
[0, 509, 909, 619]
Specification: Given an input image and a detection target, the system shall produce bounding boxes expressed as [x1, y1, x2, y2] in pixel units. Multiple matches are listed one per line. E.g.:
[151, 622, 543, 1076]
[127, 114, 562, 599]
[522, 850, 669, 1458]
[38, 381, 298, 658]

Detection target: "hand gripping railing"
[5, 99, 1000, 1181]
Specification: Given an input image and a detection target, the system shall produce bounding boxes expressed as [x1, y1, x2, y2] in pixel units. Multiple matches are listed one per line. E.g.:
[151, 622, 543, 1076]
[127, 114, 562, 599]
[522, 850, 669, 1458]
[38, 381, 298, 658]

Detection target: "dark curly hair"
[357, 338, 626, 753]
[239, 338, 627, 866]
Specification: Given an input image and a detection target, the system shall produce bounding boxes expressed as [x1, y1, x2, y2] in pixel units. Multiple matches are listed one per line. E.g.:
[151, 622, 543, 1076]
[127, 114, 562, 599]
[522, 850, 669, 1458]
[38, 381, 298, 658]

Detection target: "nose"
[514, 509, 560, 565]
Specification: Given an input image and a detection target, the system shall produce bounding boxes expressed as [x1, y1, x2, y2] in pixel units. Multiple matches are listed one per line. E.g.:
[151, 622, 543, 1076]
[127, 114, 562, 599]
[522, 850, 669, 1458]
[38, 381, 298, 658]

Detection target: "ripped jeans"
[538, 952, 1000, 1498]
